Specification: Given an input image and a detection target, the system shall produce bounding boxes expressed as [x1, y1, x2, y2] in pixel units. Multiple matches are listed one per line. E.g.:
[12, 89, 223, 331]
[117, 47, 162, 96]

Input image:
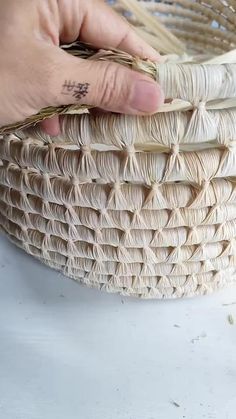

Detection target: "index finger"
[58, 0, 160, 61]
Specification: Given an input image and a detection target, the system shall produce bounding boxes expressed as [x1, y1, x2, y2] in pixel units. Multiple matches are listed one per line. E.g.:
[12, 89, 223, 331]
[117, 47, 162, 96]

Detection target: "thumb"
[46, 48, 165, 115]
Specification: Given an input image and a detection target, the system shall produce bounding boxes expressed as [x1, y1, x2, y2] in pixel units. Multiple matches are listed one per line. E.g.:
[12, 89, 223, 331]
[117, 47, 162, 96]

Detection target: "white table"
[0, 234, 236, 419]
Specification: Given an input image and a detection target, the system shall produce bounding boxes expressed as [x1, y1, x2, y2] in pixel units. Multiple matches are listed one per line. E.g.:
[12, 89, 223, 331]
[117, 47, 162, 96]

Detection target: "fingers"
[58, 0, 160, 61]
[46, 48, 164, 116]
[41, 0, 162, 135]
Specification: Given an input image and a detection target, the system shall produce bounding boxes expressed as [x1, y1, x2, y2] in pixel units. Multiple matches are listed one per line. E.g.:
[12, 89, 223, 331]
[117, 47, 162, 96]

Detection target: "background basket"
[1, 0, 236, 298]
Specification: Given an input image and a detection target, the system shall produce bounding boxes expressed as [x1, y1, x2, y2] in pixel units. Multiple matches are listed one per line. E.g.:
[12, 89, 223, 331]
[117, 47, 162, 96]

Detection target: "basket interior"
[110, 0, 236, 56]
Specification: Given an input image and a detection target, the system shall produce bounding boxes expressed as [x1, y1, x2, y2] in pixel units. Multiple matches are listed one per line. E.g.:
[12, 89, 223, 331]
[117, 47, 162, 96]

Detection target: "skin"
[0, 0, 164, 135]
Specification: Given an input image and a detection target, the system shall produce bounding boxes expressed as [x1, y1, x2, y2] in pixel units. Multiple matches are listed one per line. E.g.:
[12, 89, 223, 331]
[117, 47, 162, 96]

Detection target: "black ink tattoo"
[61, 81, 90, 100]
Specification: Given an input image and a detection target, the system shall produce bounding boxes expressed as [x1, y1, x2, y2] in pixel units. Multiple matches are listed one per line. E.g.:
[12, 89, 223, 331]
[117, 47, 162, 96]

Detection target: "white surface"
[0, 235, 236, 419]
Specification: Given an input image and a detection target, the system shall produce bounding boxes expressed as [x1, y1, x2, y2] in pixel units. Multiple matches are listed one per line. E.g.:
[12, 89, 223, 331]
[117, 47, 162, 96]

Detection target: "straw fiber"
[1, 0, 236, 297]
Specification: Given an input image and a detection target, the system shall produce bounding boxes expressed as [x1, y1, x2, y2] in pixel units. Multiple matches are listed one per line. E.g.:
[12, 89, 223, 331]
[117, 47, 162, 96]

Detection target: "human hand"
[0, 0, 164, 135]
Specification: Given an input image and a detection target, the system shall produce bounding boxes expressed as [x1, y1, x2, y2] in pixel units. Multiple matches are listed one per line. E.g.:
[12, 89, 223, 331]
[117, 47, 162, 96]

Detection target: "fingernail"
[129, 80, 164, 114]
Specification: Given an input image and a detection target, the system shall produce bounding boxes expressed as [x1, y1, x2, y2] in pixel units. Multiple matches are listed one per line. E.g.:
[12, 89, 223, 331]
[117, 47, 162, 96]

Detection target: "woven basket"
[1, 0, 236, 298]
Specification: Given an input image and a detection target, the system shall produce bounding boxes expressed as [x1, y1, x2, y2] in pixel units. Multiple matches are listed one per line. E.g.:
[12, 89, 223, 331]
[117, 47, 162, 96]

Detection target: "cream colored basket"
[1, 0, 236, 298]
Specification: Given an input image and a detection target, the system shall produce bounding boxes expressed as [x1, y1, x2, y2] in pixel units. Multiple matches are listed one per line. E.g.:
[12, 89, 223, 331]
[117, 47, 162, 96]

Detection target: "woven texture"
[1, 0, 236, 298]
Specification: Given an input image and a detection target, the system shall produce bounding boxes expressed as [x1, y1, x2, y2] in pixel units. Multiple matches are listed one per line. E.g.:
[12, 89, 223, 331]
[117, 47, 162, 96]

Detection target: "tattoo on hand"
[61, 80, 90, 100]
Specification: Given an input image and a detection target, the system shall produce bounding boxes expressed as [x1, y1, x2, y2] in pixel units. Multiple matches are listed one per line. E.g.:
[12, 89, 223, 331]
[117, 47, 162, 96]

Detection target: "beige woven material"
[1, 0, 236, 298]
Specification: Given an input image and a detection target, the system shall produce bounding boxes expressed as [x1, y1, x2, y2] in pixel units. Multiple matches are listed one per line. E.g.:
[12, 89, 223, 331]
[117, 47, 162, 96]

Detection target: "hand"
[0, 0, 164, 135]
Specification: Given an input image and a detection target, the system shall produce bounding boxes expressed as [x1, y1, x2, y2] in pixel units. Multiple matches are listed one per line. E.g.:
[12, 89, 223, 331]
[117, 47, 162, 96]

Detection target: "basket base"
[1, 229, 235, 299]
